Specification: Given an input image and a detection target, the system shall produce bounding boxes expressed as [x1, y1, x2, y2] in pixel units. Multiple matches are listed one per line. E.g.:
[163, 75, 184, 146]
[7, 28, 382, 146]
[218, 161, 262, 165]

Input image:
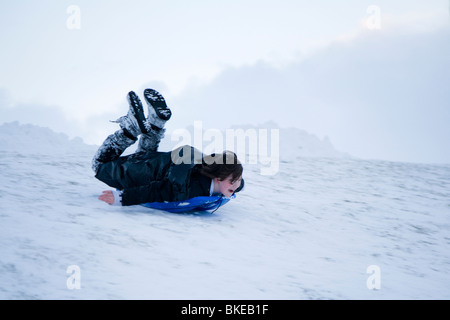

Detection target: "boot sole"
[143, 89, 172, 121]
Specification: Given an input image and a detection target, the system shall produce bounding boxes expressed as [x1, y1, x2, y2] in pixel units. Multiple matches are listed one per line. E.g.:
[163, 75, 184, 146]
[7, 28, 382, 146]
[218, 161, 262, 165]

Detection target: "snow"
[1, 121, 449, 299]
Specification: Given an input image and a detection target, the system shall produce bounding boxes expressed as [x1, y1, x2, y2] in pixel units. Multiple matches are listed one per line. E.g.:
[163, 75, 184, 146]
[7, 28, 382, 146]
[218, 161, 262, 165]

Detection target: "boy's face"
[214, 176, 242, 197]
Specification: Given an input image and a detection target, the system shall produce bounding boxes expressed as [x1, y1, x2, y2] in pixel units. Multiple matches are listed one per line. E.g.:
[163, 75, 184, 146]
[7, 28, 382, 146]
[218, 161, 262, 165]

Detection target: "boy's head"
[214, 175, 242, 197]
[199, 151, 244, 196]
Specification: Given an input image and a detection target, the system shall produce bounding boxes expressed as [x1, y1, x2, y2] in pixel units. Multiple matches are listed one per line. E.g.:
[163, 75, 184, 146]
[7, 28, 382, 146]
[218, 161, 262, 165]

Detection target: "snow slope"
[0, 122, 449, 299]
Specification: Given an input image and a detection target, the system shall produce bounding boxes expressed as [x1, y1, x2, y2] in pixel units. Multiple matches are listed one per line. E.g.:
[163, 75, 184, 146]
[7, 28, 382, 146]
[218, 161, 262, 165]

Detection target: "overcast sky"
[1, 0, 449, 163]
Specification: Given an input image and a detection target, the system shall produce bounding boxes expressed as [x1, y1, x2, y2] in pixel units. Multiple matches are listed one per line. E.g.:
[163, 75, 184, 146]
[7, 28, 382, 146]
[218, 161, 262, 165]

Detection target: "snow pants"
[91, 128, 165, 174]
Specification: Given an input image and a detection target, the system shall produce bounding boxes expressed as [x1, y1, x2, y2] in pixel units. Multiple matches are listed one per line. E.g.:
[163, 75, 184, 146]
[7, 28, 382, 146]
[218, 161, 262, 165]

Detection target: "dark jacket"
[95, 146, 243, 206]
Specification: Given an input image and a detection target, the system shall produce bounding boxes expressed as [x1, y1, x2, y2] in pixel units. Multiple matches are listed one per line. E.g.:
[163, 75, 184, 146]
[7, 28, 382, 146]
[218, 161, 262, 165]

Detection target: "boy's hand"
[99, 190, 115, 205]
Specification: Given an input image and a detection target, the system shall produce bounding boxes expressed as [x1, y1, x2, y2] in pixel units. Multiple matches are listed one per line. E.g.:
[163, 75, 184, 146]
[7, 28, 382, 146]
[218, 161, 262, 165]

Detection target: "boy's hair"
[198, 151, 243, 182]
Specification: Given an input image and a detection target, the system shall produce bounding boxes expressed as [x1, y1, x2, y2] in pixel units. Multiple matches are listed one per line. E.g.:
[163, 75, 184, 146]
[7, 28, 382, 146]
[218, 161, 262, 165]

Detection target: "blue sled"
[140, 195, 235, 213]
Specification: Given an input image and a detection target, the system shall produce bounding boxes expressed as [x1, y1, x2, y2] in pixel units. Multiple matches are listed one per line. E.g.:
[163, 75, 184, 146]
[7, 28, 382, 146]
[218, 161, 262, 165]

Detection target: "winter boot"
[112, 91, 150, 138]
[143, 88, 172, 130]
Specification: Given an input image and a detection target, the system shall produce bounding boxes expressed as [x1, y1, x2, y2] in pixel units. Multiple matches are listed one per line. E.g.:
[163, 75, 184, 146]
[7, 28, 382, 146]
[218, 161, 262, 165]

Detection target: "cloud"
[169, 26, 450, 164]
[2, 23, 449, 164]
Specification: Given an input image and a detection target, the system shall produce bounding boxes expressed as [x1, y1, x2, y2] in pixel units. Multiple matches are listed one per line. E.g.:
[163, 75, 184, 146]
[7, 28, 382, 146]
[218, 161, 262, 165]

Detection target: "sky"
[0, 0, 449, 163]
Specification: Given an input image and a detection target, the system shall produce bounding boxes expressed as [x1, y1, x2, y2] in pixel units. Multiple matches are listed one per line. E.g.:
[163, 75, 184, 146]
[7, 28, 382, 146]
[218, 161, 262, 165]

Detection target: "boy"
[92, 89, 244, 207]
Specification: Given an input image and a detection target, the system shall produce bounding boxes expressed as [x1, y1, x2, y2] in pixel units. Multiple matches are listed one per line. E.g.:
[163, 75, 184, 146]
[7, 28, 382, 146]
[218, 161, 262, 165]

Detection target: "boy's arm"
[120, 179, 175, 206]
[98, 190, 122, 205]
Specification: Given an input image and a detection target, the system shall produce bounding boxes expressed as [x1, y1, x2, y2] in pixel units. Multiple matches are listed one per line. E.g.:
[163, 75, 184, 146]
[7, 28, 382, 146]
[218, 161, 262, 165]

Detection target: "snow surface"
[1, 122, 449, 299]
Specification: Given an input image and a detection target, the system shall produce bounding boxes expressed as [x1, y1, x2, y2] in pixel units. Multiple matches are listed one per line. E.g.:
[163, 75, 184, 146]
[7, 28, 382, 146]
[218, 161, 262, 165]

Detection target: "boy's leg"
[92, 91, 149, 173]
[91, 129, 136, 173]
[136, 128, 165, 153]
